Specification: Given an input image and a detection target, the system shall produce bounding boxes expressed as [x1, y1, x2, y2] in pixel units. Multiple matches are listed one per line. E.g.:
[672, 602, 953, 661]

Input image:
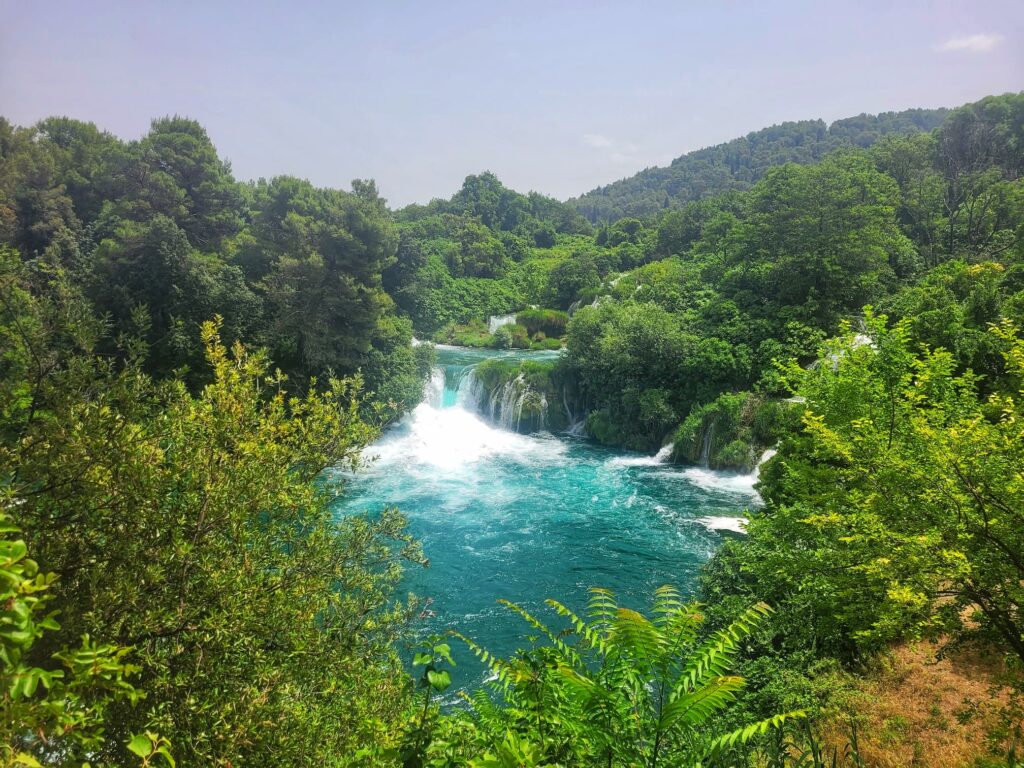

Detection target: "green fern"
[456, 587, 800, 767]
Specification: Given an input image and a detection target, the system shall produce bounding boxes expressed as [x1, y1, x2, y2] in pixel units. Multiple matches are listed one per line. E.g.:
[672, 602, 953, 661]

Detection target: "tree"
[722, 314, 1024, 662]
[259, 177, 399, 382]
[722, 154, 912, 329]
[1, 251, 424, 765]
[111, 117, 244, 250]
[545, 254, 599, 309]
[0, 512, 163, 767]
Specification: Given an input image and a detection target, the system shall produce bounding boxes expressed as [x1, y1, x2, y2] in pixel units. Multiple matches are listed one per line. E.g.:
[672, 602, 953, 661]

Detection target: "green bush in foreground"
[399, 587, 803, 767]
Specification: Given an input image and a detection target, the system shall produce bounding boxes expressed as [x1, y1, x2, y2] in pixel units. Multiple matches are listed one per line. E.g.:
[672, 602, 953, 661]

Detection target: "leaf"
[433, 642, 455, 666]
[127, 733, 153, 758]
[426, 669, 451, 692]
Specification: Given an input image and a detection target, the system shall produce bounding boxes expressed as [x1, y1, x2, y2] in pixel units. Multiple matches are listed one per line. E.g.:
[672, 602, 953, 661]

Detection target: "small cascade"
[700, 420, 716, 467]
[562, 389, 573, 423]
[607, 442, 674, 468]
[424, 366, 445, 408]
[488, 313, 517, 334]
[473, 372, 550, 433]
[757, 447, 777, 467]
[566, 419, 587, 436]
[454, 365, 482, 407]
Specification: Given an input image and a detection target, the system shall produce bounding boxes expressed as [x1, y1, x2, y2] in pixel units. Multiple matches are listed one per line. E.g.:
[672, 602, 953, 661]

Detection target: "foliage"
[671, 392, 801, 470]
[0, 253, 424, 765]
[515, 308, 569, 339]
[707, 314, 1024, 664]
[443, 587, 803, 767]
[0, 511, 160, 768]
[0, 116, 428, 412]
[571, 107, 949, 222]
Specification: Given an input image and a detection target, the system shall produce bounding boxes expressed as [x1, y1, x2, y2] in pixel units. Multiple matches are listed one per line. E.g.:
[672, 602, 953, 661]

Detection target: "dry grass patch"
[823, 641, 1015, 767]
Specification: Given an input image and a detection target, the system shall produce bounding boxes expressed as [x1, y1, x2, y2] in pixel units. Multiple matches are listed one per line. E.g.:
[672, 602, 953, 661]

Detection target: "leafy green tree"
[545, 255, 599, 309]
[715, 314, 1024, 662]
[1, 250, 424, 765]
[445, 216, 506, 278]
[0, 512, 162, 768]
[258, 177, 399, 382]
[722, 154, 911, 329]
[108, 117, 243, 250]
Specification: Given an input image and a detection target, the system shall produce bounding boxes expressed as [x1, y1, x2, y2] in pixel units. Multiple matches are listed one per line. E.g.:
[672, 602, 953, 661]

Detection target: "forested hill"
[570, 106, 949, 221]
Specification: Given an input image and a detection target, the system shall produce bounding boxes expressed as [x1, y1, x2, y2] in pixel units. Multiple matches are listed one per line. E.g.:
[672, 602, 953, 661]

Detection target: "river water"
[332, 345, 765, 688]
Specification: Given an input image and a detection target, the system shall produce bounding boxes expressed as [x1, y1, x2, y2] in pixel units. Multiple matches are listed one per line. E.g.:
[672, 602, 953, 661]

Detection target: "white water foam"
[364, 401, 565, 473]
[424, 367, 445, 408]
[606, 443, 674, 468]
[697, 516, 747, 534]
[674, 447, 777, 498]
[683, 448, 778, 532]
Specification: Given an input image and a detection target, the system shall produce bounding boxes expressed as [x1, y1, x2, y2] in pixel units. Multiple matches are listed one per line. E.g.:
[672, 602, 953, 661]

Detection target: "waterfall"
[488, 313, 517, 334]
[607, 442, 674, 467]
[566, 419, 587, 436]
[471, 372, 550, 433]
[700, 420, 716, 467]
[562, 388, 574, 424]
[455, 366, 485, 410]
[424, 366, 445, 408]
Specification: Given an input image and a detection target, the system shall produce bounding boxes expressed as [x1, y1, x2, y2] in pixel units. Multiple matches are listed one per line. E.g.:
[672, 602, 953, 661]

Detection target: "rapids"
[333, 344, 768, 688]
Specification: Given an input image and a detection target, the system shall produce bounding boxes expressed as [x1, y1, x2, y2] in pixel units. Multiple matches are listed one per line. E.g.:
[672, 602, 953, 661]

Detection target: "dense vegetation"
[1, 91, 1023, 765]
[570, 107, 949, 222]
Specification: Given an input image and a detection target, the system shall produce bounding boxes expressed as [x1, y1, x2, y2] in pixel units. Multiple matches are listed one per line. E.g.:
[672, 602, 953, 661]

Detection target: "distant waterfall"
[700, 421, 716, 466]
[488, 313, 517, 334]
[488, 373, 548, 432]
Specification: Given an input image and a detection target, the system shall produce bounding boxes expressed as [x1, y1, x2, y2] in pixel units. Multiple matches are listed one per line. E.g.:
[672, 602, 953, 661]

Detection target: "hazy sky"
[2, 1, 1022, 207]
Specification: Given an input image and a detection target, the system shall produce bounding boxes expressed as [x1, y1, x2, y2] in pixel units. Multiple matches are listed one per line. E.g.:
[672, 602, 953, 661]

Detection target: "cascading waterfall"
[486, 373, 549, 432]
[608, 442, 675, 467]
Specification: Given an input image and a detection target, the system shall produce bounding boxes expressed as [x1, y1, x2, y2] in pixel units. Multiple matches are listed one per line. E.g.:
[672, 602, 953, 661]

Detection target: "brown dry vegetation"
[822, 642, 1017, 768]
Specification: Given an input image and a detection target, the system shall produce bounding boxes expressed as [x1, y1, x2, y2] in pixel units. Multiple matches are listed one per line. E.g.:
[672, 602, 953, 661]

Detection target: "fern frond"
[676, 602, 771, 694]
[703, 710, 807, 758]
[466, 687, 507, 733]
[497, 598, 582, 668]
[651, 585, 684, 628]
[546, 598, 609, 656]
[611, 607, 663, 667]
[660, 675, 745, 730]
[587, 587, 619, 633]
[452, 631, 519, 693]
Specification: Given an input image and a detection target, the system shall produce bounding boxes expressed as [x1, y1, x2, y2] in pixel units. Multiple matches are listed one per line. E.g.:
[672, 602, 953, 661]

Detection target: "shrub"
[516, 308, 570, 338]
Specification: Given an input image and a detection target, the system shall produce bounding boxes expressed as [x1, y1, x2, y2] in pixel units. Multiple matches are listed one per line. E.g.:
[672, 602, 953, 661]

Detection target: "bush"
[671, 392, 800, 470]
[516, 308, 569, 338]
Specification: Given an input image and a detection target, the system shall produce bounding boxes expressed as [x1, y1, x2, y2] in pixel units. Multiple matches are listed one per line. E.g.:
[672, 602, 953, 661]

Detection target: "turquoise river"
[333, 345, 767, 690]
